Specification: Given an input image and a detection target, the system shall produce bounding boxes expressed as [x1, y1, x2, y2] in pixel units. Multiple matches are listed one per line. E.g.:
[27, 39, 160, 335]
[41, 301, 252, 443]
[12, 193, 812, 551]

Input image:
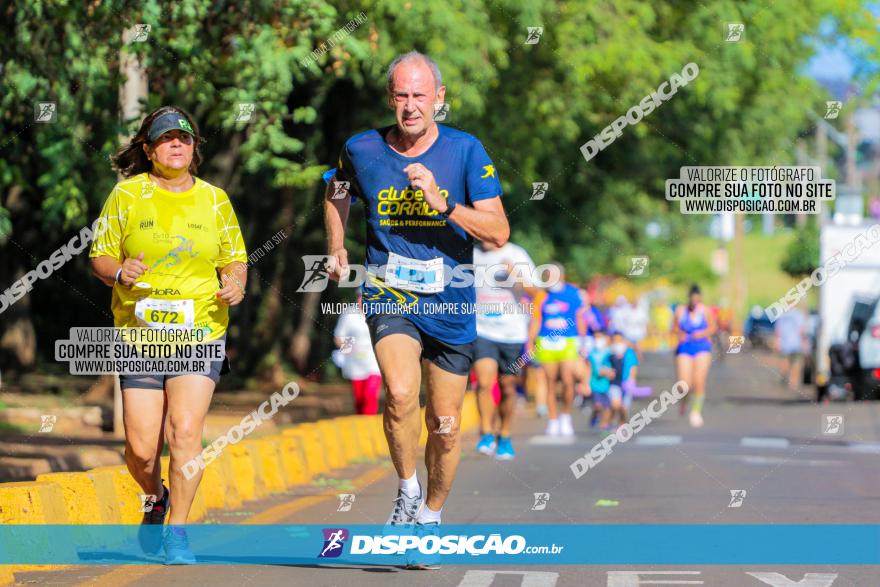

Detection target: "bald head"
[386, 51, 446, 139]
[386, 51, 442, 93]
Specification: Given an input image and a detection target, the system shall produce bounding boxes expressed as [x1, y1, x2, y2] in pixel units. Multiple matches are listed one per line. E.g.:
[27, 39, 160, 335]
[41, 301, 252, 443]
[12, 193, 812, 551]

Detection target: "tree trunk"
[289, 290, 320, 372]
[0, 186, 36, 371]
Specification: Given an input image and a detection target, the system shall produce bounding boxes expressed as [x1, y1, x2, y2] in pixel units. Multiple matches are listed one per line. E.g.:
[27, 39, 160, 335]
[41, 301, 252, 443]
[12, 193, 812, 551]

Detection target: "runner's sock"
[416, 504, 442, 524]
[690, 394, 705, 414]
[399, 473, 420, 498]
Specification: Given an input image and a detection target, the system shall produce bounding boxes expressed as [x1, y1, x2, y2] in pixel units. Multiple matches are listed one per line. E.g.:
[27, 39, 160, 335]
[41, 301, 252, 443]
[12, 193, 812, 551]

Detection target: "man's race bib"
[134, 298, 195, 330]
[384, 252, 444, 293]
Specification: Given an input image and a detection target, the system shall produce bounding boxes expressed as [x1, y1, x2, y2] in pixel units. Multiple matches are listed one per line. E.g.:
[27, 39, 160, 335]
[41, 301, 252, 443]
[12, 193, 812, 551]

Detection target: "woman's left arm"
[217, 261, 247, 306]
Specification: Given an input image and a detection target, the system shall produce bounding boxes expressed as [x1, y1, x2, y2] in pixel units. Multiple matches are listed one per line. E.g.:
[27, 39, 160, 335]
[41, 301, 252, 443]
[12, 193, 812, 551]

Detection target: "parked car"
[857, 301, 880, 400]
[827, 296, 879, 401]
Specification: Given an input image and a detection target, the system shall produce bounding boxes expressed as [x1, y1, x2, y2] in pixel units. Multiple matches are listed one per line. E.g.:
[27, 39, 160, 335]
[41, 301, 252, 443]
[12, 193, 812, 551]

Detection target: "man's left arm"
[403, 139, 509, 247]
[444, 196, 509, 247]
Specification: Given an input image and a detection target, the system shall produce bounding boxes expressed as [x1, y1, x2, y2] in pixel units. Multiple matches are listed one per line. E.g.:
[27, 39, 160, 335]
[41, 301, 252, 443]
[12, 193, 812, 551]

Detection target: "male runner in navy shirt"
[324, 51, 509, 545]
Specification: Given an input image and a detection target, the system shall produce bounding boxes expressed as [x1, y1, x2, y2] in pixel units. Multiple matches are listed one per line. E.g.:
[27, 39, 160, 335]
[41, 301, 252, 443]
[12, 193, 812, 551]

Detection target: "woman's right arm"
[91, 253, 147, 288]
[91, 256, 121, 287]
[672, 306, 687, 341]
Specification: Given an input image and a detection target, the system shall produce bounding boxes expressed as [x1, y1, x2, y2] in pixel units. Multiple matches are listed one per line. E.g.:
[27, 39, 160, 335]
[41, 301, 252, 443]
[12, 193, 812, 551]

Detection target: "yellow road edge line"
[244, 463, 392, 525]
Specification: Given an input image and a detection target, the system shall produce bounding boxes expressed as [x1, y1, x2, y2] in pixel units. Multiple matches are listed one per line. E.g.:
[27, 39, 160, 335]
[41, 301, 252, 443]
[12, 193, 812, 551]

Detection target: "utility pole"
[732, 214, 746, 335]
[113, 25, 148, 437]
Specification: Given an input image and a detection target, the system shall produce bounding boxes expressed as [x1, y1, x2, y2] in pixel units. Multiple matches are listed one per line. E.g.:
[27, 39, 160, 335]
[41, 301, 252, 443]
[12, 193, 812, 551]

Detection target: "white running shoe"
[545, 419, 561, 436]
[559, 414, 575, 437]
[689, 411, 704, 428]
[386, 487, 423, 526]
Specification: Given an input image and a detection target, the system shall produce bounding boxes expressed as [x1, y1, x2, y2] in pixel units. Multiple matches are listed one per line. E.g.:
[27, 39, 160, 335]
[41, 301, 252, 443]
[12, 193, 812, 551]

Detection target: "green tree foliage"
[781, 219, 820, 277]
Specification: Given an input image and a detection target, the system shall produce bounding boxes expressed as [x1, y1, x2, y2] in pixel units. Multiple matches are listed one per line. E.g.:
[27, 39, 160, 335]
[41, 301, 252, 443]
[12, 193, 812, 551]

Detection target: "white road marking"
[607, 570, 704, 585]
[720, 455, 846, 466]
[634, 435, 683, 446]
[746, 572, 838, 586]
[847, 442, 880, 453]
[529, 436, 577, 445]
[740, 437, 790, 449]
[457, 570, 559, 587]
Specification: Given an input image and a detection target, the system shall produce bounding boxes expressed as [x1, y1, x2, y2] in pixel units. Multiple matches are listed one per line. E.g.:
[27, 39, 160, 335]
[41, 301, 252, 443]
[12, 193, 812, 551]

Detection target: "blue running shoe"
[164, 527, 196, 565]
[138, 483, 169, 555]
[476, 433, 496, 455]
[495, 437, 515, 460]
[404, 522, 441, 570]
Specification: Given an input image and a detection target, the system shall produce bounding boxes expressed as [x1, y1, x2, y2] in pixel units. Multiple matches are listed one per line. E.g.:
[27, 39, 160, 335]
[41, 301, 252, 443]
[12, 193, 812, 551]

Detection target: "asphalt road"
[15, 348, 880, 586]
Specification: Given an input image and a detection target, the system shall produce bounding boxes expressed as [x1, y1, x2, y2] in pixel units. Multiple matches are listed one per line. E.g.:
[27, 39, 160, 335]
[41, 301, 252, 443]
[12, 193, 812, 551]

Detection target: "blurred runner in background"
[521, 286, 549, 418]
[528, 265, 587, 437]
[774, 302, 808, 393]
[672, 285, 715, 428]
[472, 239, 536, 460]
[588, 328, 616, 435]
[333, 294, 382, 415]
[609, 331, 639, 425]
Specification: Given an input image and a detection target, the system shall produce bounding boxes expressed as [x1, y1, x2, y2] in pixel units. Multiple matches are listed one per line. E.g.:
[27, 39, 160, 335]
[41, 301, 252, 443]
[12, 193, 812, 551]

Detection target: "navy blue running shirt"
[334, 124, 503, 344]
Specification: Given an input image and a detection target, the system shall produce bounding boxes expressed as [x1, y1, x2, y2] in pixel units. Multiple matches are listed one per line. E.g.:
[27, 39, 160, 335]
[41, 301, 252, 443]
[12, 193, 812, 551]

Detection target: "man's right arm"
[324, 176, 351, 281]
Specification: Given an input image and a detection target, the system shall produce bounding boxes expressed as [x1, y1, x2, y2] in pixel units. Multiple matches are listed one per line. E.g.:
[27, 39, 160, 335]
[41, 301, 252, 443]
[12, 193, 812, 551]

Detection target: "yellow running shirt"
[90, 173, 247, 341]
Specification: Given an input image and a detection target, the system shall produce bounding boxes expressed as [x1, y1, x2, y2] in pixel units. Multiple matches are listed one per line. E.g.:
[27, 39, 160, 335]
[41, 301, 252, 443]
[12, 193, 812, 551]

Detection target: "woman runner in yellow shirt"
[89, 106, 247, 564]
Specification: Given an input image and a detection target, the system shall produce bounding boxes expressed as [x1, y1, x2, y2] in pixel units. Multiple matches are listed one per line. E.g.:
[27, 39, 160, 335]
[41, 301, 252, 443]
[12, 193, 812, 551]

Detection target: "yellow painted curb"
[214, 450, 243, 509]
[312, 421, 347, 469]
[282, 427, 327, 475]
[334, 416, 363, 462]
[35, 473, 102, 525]
[0, 481, 68, 524]
[0, 482, 71, 574]
[87, 466, 141, 524]
[277, 434, 312, 486]
[461, 393, 478, 431]
[0, 567, 14, 586]
[353, 416, 378, 460]
[226, 443, 260, 502]
[197, 453, 231, 511]
[244, 439, 286, 493]
[419, 407, 429, 447]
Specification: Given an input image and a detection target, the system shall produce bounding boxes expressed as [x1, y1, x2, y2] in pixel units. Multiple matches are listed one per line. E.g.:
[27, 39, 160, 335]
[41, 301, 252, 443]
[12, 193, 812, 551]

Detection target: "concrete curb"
[0, 398, 479, 584]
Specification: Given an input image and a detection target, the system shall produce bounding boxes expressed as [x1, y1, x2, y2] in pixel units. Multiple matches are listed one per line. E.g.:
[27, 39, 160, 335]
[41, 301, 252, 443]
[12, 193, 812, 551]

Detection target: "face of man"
[388, 59, 445, 140]
[144, 130, 194, 175]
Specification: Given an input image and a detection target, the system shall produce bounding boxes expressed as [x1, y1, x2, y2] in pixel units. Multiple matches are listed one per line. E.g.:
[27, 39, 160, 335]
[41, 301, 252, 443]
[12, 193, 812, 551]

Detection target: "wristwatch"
[438, 200, 457, 218]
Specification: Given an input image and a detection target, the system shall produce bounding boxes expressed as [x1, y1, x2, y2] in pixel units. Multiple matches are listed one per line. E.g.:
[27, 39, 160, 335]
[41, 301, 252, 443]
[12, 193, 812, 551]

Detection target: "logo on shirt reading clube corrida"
[377, 185, 450, 217]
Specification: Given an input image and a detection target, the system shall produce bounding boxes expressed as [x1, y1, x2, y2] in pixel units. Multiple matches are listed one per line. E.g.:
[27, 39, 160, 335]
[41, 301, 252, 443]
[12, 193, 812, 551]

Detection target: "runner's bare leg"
[423, 361, 468, 511]
[474, 357, 499, 434]
[374, 334, 423, 481]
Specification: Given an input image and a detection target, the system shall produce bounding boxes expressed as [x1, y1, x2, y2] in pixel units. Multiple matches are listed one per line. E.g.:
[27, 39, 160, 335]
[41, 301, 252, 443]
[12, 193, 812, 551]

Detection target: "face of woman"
[144, 130, 194, 175]
[689, 293, 701, 308]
